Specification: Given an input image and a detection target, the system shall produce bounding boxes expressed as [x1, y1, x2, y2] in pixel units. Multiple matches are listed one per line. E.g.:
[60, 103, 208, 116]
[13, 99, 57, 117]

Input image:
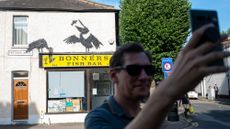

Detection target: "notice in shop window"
[92, 88, 97, 95]
[93, 73, 99, 80]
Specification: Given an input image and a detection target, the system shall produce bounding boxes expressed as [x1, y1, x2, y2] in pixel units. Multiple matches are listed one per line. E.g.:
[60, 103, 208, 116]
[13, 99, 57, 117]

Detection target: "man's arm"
[125, 24, 230, 129]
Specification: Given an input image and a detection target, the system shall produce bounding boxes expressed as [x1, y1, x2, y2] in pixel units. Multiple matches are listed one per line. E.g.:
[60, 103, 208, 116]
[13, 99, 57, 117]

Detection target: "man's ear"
[109, 69, 118, 84]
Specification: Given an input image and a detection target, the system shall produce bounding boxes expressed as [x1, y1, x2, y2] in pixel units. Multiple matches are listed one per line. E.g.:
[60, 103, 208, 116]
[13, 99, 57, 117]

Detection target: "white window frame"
[47, 71, 86, 113]
[12, 16, 28, 48]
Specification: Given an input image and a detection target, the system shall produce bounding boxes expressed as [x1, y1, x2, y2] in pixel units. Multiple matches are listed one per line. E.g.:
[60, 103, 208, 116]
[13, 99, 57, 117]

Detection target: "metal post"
[167, 102, 179, 121]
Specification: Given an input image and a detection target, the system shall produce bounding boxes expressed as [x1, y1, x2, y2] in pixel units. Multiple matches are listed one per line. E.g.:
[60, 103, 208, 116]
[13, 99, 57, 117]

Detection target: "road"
[189, 99, 230, 129]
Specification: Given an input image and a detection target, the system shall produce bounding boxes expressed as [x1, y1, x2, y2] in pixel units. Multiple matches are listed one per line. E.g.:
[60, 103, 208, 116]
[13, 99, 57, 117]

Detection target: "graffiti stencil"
[26, 38, 53, 53]
[63, 19, 103, 52]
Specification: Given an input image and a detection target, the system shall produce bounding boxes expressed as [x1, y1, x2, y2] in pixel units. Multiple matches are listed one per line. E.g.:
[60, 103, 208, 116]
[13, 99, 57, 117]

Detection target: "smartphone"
[190, 9, 224, 66]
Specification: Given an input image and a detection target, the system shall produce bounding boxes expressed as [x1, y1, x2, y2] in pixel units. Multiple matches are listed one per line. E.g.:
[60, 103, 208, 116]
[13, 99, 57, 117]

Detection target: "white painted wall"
[196, 47, 230, 97]
[13, 11, 116, 53]
[42, 113, 87, 124]
[0, 10, 116, 125]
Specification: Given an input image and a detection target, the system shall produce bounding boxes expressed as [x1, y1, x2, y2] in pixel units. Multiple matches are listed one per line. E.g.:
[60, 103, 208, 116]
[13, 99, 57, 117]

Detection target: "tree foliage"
[226, 28, 230, 35]
[119, 0, 191, 81]
[221, 28, 230, 35]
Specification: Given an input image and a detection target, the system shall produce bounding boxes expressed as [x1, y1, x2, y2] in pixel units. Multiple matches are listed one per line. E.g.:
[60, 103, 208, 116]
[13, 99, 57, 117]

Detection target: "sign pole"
[162, 58, 179, 121]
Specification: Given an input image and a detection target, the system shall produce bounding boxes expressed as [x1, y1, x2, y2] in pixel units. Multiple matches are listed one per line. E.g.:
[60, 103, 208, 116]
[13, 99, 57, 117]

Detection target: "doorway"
[12, 71, 29, 120]
[91, 69, 113, 109]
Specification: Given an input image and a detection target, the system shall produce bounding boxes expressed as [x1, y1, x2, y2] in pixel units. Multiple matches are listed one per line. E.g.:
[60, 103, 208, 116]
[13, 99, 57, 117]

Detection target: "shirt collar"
[107, 96, 131, 117]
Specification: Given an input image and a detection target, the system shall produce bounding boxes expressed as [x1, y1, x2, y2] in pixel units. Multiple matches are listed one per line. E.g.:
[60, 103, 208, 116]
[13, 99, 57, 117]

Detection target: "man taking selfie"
[85, 24, 230, 129]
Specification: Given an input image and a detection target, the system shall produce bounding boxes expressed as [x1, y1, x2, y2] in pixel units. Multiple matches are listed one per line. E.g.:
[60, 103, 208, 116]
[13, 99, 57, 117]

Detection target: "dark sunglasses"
[112, 64, 155, 76]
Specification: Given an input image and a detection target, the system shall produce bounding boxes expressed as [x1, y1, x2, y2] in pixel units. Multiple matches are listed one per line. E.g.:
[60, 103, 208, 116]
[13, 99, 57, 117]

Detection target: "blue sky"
[91, 0, 120, 9]
[91, 0, 229, 32]
[190, 0, 230, 32]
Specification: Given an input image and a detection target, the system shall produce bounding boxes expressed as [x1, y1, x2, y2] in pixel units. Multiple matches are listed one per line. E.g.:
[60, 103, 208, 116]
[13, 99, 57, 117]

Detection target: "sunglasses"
[112, 64, 155, 76]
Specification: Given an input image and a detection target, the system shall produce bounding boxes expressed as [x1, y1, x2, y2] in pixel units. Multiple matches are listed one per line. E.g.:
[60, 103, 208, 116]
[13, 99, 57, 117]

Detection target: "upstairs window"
[13, 16, 28, 46]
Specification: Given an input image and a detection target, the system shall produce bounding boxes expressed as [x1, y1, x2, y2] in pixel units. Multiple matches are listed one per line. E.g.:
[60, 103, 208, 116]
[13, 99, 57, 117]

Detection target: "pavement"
[0, 123, 84, 129]
[160, 113, 193, 129]
[1, 97, 229, 129]
[0, 117, 192, 129]
[198, 96, 230, 105]
[0, 109, 193, 129]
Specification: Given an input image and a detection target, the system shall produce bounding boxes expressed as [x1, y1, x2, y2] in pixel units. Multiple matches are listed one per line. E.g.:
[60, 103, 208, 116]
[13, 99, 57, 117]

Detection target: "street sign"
[162, 58, 173, 72]
[164, 71, 172, 78]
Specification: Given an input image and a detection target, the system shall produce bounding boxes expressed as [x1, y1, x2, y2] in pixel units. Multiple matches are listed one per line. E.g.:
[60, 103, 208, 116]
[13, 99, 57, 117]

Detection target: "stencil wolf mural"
[64, 19, 103, 52]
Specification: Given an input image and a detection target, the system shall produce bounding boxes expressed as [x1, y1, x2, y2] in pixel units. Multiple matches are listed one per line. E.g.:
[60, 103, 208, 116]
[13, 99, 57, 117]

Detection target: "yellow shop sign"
[41, 54, 112, 68]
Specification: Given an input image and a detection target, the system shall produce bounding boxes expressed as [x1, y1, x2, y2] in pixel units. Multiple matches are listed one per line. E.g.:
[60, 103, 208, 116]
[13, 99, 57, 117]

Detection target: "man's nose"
[139, 69, 150, 78]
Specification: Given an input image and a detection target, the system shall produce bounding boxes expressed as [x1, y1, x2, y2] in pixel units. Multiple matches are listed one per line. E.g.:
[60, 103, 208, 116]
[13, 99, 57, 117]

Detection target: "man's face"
[114, 52, 152, 100]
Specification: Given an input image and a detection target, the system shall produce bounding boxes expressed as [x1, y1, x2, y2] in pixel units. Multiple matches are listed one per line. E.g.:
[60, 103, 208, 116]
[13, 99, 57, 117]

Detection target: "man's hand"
[166, 24, 230, 99]
[125, 24, 230, 129]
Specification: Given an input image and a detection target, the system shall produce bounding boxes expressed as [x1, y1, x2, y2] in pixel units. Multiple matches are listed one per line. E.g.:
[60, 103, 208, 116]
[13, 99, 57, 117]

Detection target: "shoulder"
[85, 103, 113, 129]
[86, 103, 111, 119]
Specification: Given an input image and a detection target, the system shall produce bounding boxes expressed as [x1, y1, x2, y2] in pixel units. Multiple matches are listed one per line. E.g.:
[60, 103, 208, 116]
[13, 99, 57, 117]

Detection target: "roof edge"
[0, 7, 120, 12]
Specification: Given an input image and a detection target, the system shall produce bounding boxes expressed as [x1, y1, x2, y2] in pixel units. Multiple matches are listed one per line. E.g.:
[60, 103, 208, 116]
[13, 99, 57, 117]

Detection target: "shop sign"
[162, 58, 173, 72]
[162, 58, 173, 79]
[41, 54, 112, 68]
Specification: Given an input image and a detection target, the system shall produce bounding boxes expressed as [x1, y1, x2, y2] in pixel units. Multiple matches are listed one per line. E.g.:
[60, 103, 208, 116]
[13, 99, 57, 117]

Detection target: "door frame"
[11, 71, 29, 122]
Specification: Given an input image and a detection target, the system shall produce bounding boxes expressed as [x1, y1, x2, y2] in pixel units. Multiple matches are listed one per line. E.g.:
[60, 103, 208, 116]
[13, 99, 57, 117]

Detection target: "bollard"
[167, 102, 179, 121]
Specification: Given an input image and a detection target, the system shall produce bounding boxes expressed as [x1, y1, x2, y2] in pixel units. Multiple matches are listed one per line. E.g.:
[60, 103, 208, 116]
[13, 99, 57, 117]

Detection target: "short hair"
[110, 42, 152, 68]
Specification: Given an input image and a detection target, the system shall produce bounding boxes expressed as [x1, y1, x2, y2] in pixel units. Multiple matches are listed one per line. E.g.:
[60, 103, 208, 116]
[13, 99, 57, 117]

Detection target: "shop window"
[47, 71, 87, 113]
[94, 81, 112, 96]
[13, 16, 28, 47]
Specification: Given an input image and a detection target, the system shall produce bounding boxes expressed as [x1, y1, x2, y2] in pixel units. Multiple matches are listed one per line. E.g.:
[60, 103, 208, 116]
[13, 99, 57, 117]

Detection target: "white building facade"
[195, 39, 230, 98]
[0, 3, 119, 125]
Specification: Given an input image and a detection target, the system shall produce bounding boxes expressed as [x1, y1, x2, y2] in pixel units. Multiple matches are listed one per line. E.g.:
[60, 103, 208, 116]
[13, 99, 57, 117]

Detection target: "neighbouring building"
[0, 0, 119, 125]
[195, 37, 230, 98]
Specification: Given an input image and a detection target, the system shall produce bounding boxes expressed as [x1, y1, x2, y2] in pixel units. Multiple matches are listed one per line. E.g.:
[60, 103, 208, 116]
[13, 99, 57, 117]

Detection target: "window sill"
[45, 111, 88, 114]
[11, 46, 28, 49]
